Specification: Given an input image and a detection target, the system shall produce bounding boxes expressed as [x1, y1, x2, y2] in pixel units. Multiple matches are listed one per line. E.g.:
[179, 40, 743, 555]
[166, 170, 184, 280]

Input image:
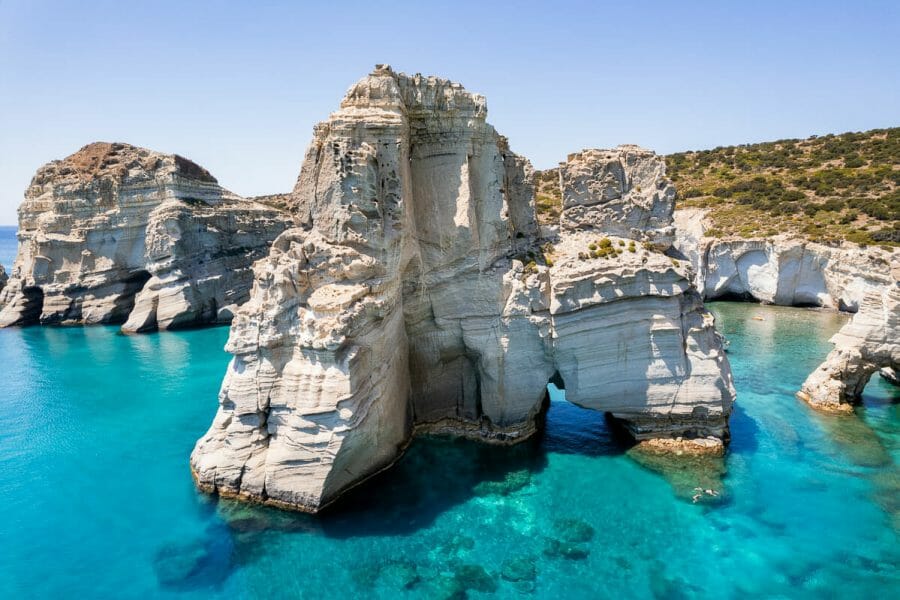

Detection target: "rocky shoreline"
[1, 66, 895, 514]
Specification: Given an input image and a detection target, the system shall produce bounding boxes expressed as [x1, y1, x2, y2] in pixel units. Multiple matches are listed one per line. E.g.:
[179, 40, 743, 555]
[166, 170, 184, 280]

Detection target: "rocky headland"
[190, 66, 735, 513]
[0, 142, 289, 331]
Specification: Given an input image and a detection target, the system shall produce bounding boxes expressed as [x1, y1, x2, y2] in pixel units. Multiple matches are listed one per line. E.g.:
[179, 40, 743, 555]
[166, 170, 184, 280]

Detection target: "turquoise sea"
[0, 223, 897, 598]
[0, 225, 16, 271]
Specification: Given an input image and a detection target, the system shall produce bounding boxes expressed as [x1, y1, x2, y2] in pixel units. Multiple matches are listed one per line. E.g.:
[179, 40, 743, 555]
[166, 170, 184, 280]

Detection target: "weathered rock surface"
[798, 266, 900, 412]
[674, 207, 897, 311]
[0, 264, 6, 294]
[191, 66, 734, 513]
[0, 142, 289, 331]
[560, 146, 676, 249]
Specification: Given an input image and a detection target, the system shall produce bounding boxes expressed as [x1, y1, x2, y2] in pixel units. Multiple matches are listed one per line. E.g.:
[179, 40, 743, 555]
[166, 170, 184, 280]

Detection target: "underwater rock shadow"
[315, 398, 633, 537]
[212, 398, 636, 540]
[315, 434, 553, 538]
[728, 402, 761, 455]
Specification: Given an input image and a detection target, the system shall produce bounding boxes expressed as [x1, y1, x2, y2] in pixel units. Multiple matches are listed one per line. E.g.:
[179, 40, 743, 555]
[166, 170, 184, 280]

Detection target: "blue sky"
[0, 0, 897, 224]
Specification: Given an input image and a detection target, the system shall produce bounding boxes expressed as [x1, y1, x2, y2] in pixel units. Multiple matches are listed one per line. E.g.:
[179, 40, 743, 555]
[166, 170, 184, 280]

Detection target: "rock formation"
[191, 66, 734, 513]
[797, 266, 900, 412]
[674, 207, 897, 312]
[0, 142, 289, 331]
[560, 146, 676, 249]
[0, 264, 6, 294]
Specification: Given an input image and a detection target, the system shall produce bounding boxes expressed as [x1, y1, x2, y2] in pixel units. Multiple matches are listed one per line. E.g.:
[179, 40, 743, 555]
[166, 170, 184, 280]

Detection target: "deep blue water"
[0, 226, 16, 271]
[0, 303, 897, 598]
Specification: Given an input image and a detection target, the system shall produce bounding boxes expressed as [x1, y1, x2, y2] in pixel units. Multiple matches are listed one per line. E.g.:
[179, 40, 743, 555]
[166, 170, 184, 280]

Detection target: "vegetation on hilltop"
[535, 128, 899, 247]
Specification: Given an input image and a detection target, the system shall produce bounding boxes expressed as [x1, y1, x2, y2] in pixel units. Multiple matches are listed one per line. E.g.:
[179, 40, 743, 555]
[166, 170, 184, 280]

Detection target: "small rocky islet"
[0, 66, 897, 595]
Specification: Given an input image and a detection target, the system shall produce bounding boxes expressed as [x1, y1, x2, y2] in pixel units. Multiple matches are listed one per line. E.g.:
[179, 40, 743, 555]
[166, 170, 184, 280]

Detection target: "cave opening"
[540, 371, 632, 456]
[19, 285, 44, 326]
[109, 269, 152, 324]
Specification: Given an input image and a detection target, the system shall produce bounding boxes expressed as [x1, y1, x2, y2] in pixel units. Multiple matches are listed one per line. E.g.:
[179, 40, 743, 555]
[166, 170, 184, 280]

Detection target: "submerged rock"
[542, 537, 590, 560]
[552, 518, 595, 543]
[153, 528, 234, 590]
[473, 469, 532, 497]
[500, 555, 537, 583]
[0, 142, 289, 331]
[190, 65, 734, 513]
[454, 564, 497, 593]
[628, 442, 728, 504]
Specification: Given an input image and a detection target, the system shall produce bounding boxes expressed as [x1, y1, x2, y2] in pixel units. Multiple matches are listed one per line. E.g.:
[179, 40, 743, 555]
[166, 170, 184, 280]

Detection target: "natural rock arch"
[798, 280, 900, 413]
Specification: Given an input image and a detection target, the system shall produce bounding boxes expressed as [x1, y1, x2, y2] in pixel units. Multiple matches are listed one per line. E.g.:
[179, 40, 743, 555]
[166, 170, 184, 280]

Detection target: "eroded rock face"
[0, 142, 289, 331]
[798, 270, 900, 412]
[674, 208, 897, 311]
[560, 146, 676, 249]
[191, 66, 734, 513]
[0, 265, 7, 294]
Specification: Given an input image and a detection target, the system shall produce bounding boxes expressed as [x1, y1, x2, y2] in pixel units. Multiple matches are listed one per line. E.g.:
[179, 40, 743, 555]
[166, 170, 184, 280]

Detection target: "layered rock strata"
[674, 208, 897, 312]
[797, 268, 900, 412]
[0, 142, 288, 331]
[191, 66, 734, 513]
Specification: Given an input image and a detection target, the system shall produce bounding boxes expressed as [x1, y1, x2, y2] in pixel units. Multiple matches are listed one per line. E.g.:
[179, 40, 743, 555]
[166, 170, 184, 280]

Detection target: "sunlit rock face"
[798, 267, 900, 412]
[190, 66, 734, 513]
[560, 146, 676, 249]
[674, 208, 896, 311]
[0, 142, 288, 331]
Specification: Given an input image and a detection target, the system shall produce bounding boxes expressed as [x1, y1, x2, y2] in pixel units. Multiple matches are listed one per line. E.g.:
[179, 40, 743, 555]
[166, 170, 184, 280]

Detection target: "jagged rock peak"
[31, 141, 217, 188]
[339, 64, 487, 117]
[559, 145, 676, 248]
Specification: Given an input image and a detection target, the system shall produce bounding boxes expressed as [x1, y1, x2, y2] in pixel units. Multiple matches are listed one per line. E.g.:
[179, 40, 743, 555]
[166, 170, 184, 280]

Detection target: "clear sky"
[1, 0, 898, 224]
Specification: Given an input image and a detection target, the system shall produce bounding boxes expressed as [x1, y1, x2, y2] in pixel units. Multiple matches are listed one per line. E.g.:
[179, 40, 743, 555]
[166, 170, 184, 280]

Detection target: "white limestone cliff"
[560, 146, 676, 249]
[0, 142, 289, 331]
[190, 66, 734, 513]
[797, 268, 900, 412]
[673, 207, 897, 312]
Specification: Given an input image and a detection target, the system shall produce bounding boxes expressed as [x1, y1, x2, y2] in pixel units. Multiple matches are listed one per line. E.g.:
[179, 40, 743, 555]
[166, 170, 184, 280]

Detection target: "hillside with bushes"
[535, 128, 899, 247]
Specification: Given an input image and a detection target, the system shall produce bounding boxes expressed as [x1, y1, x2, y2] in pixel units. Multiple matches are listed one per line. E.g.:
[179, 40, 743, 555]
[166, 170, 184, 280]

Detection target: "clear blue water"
[0, 226, 16, 271]
[0, 302, 897, 598]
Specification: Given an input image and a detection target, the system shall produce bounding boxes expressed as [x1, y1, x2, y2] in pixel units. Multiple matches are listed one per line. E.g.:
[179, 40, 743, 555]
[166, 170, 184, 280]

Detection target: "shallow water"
[0, 302, 897, 598]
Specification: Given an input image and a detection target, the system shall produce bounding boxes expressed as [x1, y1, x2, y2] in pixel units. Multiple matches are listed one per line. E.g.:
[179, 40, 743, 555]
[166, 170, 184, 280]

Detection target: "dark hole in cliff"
[713, 290, 762, 304]
[18, 285, 44, 326]
[109, 269, 152, 325]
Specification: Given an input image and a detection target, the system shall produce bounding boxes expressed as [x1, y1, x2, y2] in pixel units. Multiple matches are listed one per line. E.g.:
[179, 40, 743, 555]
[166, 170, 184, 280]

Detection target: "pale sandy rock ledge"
[190, 66, 735, 514]
[0, 142, 289, 331]
[674, 207, 897, 312]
